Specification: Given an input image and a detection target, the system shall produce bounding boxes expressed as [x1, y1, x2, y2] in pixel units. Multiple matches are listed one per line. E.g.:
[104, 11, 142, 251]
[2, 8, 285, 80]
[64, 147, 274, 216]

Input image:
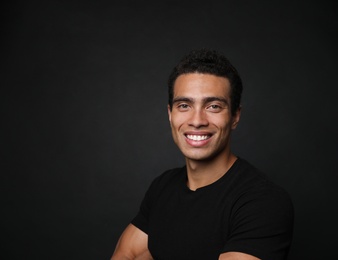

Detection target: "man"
[111, 49, 294, 260]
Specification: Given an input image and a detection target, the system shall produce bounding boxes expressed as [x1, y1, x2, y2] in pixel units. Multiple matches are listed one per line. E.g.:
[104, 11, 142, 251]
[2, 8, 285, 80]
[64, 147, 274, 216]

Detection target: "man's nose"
[188, 109, 209, 128]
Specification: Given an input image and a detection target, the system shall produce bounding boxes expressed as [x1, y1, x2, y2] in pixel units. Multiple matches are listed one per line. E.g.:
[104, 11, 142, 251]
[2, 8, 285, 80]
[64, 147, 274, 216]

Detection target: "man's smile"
[185, 134, 211, 141]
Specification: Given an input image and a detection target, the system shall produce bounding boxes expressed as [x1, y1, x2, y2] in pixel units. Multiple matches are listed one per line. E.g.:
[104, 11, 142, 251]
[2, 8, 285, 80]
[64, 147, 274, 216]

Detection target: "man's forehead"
[175, 72, 229, 81]
[173, 73, 231, 98]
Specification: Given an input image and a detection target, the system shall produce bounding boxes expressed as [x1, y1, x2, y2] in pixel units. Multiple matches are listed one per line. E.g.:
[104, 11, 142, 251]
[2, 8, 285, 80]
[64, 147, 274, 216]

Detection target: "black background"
[1, 0, 337, 259]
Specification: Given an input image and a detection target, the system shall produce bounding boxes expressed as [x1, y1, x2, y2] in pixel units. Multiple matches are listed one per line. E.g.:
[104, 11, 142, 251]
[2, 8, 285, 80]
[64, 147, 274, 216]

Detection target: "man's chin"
[183, 152, 215, 162]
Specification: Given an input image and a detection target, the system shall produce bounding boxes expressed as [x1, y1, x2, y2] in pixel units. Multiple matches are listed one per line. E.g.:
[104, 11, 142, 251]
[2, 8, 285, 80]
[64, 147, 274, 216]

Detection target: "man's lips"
[185, 134, 211, 141]
[184, 132, 213, 146]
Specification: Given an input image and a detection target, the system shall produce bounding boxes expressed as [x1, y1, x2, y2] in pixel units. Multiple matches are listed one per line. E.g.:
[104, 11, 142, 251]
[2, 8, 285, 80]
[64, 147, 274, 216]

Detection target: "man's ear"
[231, 106, 241, 130]
[167, 105, 172, 123]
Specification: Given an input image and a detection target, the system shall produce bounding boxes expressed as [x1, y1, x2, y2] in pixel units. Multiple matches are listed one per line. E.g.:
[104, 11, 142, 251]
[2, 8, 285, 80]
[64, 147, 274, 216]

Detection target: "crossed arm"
[111, 224, 260, 260]
[111, 224, 152, 260]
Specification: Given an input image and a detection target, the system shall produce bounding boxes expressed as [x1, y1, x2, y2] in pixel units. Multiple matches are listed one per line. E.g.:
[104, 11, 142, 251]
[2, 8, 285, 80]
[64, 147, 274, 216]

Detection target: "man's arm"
[219, 252, 260, 260]
[111, 224, 153, 260]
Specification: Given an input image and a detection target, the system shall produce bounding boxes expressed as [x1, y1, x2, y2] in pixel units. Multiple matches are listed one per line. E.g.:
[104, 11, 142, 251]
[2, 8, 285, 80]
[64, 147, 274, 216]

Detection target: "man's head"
[168, 49, 242, 116]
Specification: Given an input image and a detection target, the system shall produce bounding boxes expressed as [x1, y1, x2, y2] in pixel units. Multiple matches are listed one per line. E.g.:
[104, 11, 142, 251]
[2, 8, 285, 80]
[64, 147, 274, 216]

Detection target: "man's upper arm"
[111, 224, 152, 260]
[219, 252, 260, 260]
[220, 184, 293, 259]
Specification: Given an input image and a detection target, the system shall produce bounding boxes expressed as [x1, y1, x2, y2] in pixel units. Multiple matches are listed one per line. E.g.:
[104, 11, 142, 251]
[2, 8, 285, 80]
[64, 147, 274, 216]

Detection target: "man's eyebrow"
[203, 97, 229, 104]
[172, 97, 194, 103]
[172, 96, 229, 105]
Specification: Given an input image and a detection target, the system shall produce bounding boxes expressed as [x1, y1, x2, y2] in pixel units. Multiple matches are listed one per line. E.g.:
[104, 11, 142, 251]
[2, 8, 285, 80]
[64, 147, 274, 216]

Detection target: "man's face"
[168, 73, 240, 162]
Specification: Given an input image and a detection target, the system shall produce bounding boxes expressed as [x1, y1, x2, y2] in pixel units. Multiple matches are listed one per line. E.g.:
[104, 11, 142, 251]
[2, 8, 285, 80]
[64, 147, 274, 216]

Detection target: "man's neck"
[185, 152, 237, 191]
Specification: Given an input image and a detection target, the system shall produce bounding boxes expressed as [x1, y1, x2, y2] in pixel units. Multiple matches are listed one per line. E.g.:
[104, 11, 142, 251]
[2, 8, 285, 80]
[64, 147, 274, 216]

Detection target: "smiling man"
[111, 49, 294, 260]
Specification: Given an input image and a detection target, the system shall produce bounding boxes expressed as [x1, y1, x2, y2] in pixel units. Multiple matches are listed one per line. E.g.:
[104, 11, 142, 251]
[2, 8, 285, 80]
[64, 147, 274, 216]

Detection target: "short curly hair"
[168, 49, 243, 115]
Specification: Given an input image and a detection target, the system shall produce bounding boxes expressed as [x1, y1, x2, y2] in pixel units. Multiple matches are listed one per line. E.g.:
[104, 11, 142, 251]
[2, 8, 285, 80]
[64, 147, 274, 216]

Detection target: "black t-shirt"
[132, 158, 294, 260]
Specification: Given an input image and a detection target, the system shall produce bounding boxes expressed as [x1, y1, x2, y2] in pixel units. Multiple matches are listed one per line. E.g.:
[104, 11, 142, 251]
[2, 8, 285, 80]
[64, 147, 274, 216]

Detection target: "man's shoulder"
[149, 166, 186, 189]
[233, 158, 293, 207]
[229, 158, 289, 197]
[225, 158, 267, 187]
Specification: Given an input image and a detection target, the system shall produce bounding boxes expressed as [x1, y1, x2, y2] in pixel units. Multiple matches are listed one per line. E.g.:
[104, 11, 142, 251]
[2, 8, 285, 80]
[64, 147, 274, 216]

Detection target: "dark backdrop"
[1, 0, 337, 259]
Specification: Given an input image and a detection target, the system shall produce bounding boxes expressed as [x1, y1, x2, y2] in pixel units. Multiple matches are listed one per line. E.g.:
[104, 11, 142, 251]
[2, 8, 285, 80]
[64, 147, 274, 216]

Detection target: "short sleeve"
[131, 178, 158, 234]
[222, 184, 294, 260]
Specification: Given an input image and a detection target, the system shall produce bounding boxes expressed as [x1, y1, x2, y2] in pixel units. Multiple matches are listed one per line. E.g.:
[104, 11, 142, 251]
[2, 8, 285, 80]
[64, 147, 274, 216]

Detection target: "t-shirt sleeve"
[131, 178, 158, 234]
[221, 184, 294, 260]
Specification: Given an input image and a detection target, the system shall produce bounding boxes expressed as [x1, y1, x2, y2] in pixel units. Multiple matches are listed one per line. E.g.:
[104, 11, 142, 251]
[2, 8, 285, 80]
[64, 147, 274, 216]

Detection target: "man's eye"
[207, 104, 222, 111]
[178, 104, 189, 109]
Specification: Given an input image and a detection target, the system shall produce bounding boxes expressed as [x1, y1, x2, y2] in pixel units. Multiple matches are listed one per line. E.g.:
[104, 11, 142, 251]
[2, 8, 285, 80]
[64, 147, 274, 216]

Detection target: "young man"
[111, 49, 294, 260]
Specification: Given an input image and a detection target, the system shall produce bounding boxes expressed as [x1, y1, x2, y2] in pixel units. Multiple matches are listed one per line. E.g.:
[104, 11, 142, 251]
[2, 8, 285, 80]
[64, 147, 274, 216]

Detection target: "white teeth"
[186, 135, 209, 141]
